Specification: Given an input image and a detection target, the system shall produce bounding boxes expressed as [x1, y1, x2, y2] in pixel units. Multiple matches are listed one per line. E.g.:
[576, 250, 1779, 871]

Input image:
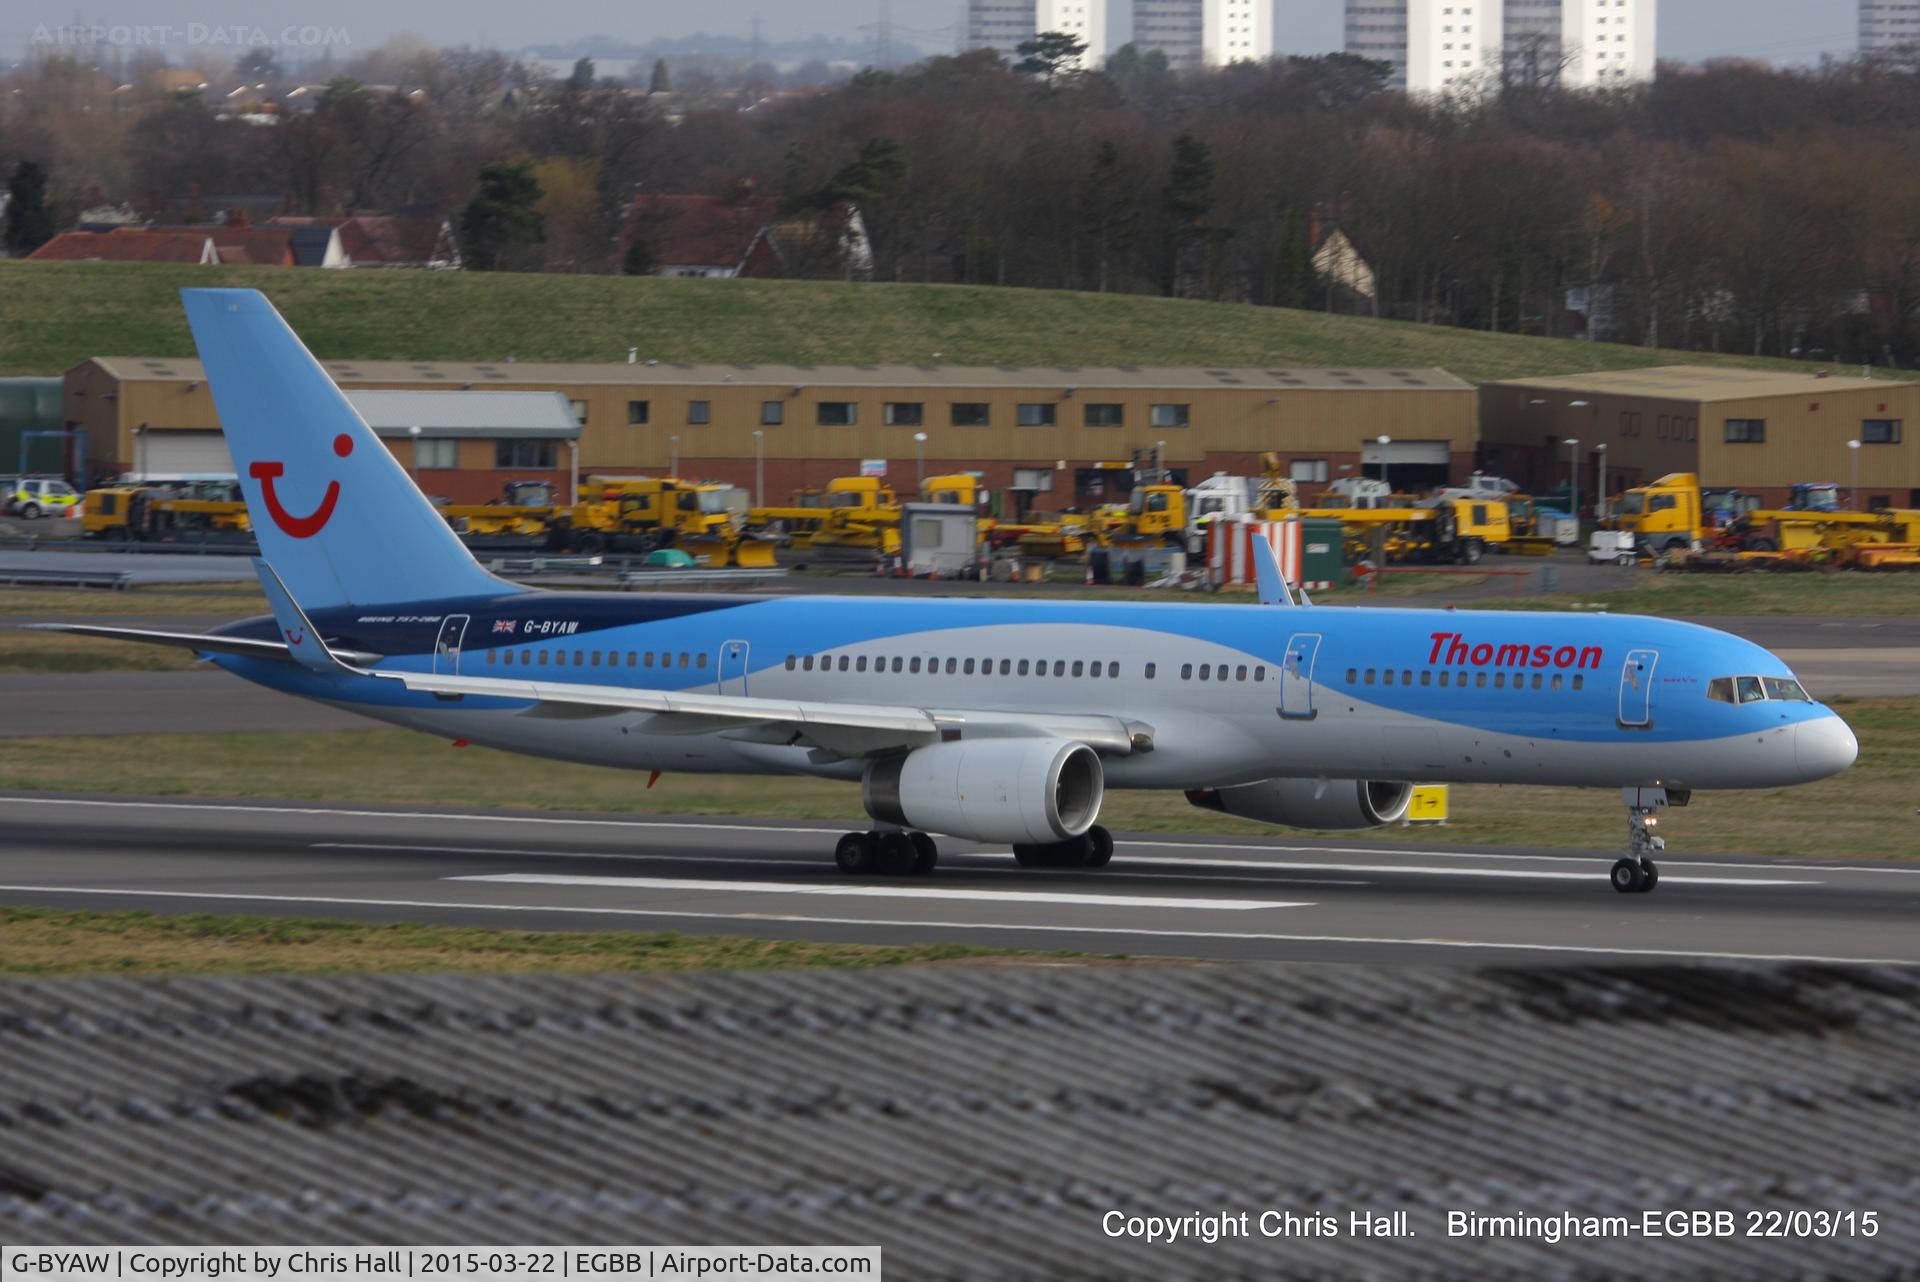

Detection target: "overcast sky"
[8, 1, 1859, 67]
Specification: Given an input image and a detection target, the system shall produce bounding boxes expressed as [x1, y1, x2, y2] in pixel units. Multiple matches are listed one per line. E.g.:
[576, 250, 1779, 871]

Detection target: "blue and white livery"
[40, 290, 1858, 893]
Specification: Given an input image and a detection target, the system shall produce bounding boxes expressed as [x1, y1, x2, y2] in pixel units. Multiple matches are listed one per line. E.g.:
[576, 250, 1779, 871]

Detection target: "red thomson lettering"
[1420, 635, 1606, 670]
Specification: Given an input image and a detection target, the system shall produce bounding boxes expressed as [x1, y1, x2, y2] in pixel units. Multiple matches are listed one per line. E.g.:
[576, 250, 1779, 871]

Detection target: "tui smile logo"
[250, 433, 352, 538]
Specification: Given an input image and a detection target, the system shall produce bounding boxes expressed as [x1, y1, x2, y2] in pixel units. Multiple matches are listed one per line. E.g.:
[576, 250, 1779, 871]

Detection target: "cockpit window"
[1709, 675, 1811, 704]
[1763, 677, 1811, 702]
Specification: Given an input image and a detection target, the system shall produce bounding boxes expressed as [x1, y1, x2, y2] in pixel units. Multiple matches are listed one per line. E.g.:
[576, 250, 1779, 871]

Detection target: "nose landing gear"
[1612, 787, 1668, 893]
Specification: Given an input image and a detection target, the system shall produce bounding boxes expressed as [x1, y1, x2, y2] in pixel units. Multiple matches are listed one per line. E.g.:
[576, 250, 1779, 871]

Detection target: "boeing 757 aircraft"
[39, 289, 1858, 892]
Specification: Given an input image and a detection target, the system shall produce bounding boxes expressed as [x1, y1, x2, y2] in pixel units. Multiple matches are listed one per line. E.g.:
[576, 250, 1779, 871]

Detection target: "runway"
[3, 793, 1916, 965]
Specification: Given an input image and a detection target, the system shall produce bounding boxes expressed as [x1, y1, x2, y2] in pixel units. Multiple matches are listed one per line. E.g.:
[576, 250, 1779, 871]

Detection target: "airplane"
[36, 289, 1858, 893]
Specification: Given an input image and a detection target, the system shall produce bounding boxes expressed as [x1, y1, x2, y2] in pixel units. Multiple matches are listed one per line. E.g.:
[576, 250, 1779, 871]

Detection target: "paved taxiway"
[3, 793, 1915, 965]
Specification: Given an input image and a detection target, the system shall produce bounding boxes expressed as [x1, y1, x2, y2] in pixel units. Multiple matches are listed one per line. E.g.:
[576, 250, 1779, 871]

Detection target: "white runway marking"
[450, 872, 1311, 911]
[0, 883, 1908, 965]
[6, 796, 1909, 876]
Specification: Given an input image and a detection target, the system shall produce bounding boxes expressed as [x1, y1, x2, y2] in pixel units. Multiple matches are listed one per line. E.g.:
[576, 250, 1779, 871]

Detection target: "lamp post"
[1376, 434, 1391, 496]
[1594, 442, 1607, 521]
[669, 434, 680, 479]
[751, 429, 764, 507]
[406, 425, 421, 482]
[913, 431, 928, 487]
[1849, 438, 1862, 509]
[1566, 437, 1581, 528]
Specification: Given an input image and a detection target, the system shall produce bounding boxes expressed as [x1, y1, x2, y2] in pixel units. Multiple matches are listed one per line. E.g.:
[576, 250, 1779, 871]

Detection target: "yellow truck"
[1321, 497, 1511, 565]
[550, 476, 777, 567]
[82, 481, 252, 541]
[438, 480, 563, 542]
[751, 473, 987, 556]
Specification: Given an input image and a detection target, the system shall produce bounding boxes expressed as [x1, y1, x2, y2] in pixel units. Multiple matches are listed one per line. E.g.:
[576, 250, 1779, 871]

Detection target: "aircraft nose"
[1795, 715, 1858, 781]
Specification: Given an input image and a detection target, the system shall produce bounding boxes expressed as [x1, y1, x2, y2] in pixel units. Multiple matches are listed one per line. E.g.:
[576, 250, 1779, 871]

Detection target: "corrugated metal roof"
[85, 357, 1474, 393]
[1487, 364, 1899, 402]
[1, 962, 1914, 1276]
[343, 390, 580, 439]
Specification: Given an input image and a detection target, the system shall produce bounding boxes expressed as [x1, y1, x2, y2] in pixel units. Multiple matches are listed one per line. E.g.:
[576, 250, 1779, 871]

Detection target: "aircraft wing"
[23, 623, 382, 667]
[377, 669, 1146, 759]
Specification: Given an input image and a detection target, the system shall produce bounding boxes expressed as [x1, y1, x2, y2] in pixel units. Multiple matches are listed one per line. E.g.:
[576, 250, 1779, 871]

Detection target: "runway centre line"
[0, 883, 1907, 965]
[4, 796, 1908, 876]
[449, 872, 1311, 910]
[320, 842, 1808, 887]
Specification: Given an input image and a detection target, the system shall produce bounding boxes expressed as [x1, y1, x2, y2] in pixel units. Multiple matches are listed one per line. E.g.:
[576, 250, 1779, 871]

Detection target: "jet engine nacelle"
[864, 737, 1104, 844]
[1186, 778, 1413, 830]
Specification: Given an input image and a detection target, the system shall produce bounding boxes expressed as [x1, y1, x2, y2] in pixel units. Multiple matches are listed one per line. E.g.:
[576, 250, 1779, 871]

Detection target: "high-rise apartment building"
[966, 0, 1109, 68]
[1131, 0, 1274, 70]
[1861, 1, 1920, 55]
[1346, 0, 1654, 93]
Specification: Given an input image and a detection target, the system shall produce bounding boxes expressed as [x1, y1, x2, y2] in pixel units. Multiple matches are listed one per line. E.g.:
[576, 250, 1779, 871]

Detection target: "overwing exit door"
[1279, 632, 1321, 720]
[719, 639, 750, 695]
[432, 614, 470, 675]
[1618, 648, 1657, 727]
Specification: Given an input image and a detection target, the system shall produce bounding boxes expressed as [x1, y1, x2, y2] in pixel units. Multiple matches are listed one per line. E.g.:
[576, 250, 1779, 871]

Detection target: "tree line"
[7, 41, 1920, 364]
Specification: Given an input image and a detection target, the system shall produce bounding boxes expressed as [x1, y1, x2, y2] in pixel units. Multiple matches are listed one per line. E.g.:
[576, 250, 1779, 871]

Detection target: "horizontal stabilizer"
[23, 622, 381, 666]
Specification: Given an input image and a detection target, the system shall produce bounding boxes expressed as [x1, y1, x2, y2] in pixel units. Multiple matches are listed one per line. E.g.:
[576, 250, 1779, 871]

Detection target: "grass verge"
[0, 630, 200, 672]
[0, 906, 1042, 975]
[1, 699, 1911, 858]
[1477, 569, 1920, 617]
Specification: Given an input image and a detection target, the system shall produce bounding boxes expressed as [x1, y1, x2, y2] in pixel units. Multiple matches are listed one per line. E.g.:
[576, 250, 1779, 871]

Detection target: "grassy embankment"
[1, 695, 1911, 858]
[0, 906, 1058, 976]
[5, 259, 1907, 383]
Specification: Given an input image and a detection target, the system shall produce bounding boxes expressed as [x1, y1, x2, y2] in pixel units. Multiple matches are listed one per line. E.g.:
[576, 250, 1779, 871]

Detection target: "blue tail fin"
[182, 288, 519, 609]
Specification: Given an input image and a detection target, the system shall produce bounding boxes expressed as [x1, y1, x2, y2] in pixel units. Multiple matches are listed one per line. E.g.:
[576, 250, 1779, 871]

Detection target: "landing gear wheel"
[1610, 857, 1646, 894]
[1083, 825, 1114, 868]
[835, 831, 877, 875]
[1012, 844, 1041, 867]
[1637, 858, 1658, 893]
[907, 831, 938, 876]
[877, 830, 917, 875]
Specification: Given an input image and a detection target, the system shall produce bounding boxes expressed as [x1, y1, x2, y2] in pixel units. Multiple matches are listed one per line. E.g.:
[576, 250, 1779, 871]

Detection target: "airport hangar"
[62, 358, 1476, 509]
[1479, 364, 1920, 508]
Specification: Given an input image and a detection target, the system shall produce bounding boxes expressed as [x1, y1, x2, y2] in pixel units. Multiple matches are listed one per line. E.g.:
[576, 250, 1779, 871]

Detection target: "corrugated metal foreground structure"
[2, 963, 1918, 1279]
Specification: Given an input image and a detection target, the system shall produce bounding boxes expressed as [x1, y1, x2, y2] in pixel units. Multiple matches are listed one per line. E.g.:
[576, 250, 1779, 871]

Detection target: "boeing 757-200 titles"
[37, 290, 1858, 892]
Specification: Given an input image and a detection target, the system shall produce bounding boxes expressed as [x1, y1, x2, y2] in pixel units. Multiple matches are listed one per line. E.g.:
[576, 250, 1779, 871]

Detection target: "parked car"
[6, 476, 82, 518]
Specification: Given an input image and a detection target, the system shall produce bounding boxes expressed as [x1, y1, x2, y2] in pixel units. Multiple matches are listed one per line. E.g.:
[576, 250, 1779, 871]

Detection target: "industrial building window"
[1862, 419, 1903, 444]
[627, 400, 649, 425]
[415, 439, 457, 469]
[817, 401, 857, 426]
[1150, 403, 1191, 428]
[1017, 403, 1057, 427]
[1724, 418, 1766, 443]
[687, 400, 711, 425]
[760, 401, 783, 426]
[884, 402, 924, 426]
[951, 402, 990, 427]
[569, 399, 589, 425]
[1290, 459, 1329, 483]
[495, 440, 555, 468]
[1085, 403, 1124, 427]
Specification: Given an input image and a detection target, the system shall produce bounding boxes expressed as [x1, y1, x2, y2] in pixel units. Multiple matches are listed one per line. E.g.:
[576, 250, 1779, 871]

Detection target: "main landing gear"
[835, 829, 938, 877]
[1612, 787, 1668, 894]
[1013, 825, 1114, 870]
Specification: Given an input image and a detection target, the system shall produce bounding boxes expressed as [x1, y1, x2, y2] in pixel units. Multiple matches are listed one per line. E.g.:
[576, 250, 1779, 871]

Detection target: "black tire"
[575, 532, 606, 555]
[1743, 536, 1777, 553]
[19, 503, 39, 520]
[835, 831, 876, 875]
[878, 831, 917, 875]
[1458, 538, 1484, 566]
[1012, 844, 1041, 867]
[1083, 825, 1114, 868]
[1637, 858, 1659, 893]
[1662, 537, 1689, 553]
[1610, 858, 1644, 894]
[908, 831, 937, 876]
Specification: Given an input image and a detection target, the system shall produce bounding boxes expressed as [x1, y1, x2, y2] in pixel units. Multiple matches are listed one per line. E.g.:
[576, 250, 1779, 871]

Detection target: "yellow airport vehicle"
[82, 481, 251, 541]
[750, 473, 987, 556]
[8, 476, 82, 518]
[558, 476, 778, 568]
[1322, 498, 1511, 565]
[438, 480, 562, 540]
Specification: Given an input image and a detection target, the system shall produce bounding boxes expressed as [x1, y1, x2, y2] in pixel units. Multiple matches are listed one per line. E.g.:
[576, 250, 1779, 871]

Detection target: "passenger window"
[591, 651, 601, 667]
[785, 656, 795, 670]
[1438, 671, 1449, 687]
[1145, 662, 1157, 679]
[1199, 663, 1212, 680]
[1229, 664, 1241, 681]
[1572, 675, 1584, 691]
[803, 656, 815, 671]
[834, 656, 845, 671]
[1476, 672, 1488, 688]
[1000, 659, 1012, 675]
[538, 650, 549, 666]
[1218, 666, 1229, 682]
[946, 658, 958, 674]
[1347, 668, 1358, 683]
[1402, 670, 1412, 685]
[556, 651, 568, 667]
[1182, 663, 1193, 680]
[1363, 669, 1375, 684]
[575, 650, 586, 666]
[1053, 660, 1067, 677]
[1383, 670, 1394, 686]
[1531, 673, 1542, 690]
[487, 650, 496, 665]
[857, 656, 869, 672]
[1494, 673, 1505, 689]
[660, 652, 672, 668]
[627, 652, 638, 667]
[963, 658, 975, 674]
[500, 650, 511, 666]
[1551, 673, 1563, 691]
[1420, 671, 1431, 687]
[892, 656, 904, 673]
[1072, 661, 1085, 677]
[1019, 659, 1031, 675]
[696, 654, 707, 669]
[910, 657, 922, 674]
[1108, 662, 1119, 678]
